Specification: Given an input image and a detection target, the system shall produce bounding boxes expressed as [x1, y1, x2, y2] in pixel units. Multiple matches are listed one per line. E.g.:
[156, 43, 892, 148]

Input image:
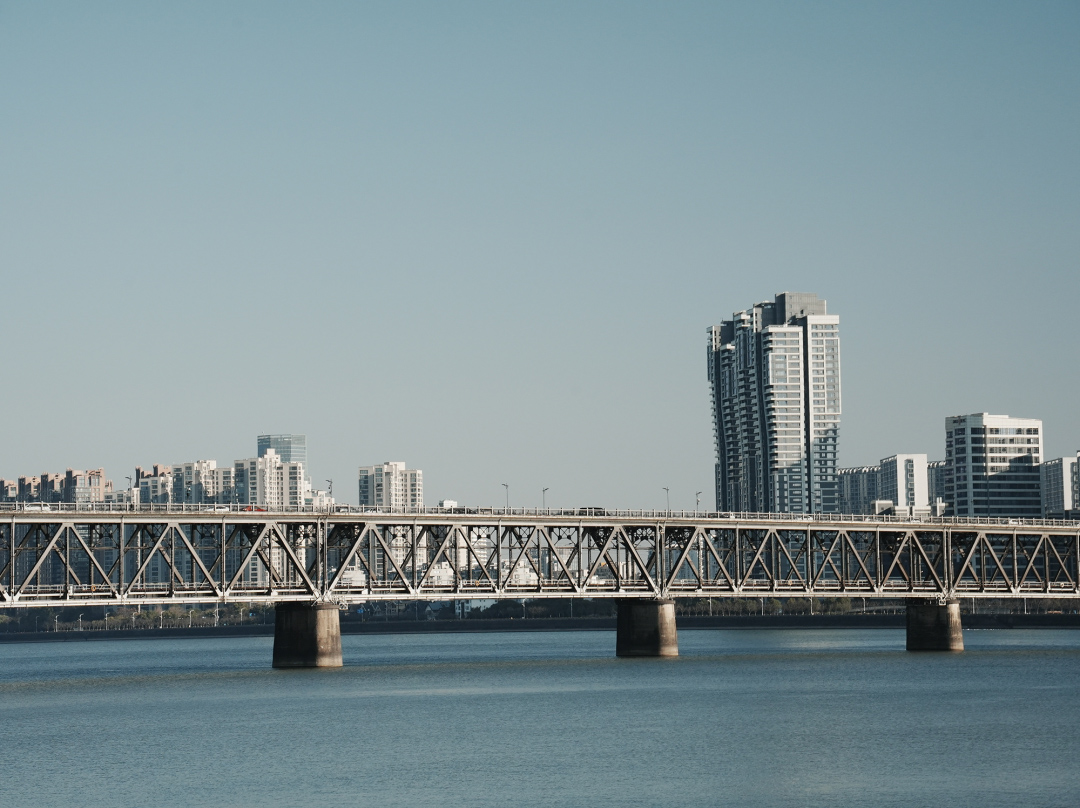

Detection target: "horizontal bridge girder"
[1, 513, 1078, 606]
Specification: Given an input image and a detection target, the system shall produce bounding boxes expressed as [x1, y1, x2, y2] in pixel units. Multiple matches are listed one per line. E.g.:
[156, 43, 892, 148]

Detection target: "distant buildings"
[839, 454, 943, 517]
[840, 414, 1045, 519]
[234, 449, 310, 509]
[1041, 454, 1078, 518]
[707, 291, 840, 513]
[838, 466, 880, 515]
[172, 459, 234, 504]
[0, 469, 111, 504]
[927, 460, 947, 507]
[257, 434, 306, 466]
[358, 462, 423, 511]
[125, 435, 328, 509]
[879, 454, 929, 512]
[136, 464, 175, 505]
[945, 413, 1042, 518]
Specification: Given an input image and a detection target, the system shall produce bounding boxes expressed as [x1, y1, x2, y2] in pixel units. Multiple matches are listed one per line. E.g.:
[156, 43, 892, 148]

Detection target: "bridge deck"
[2, 509, 1078, 606]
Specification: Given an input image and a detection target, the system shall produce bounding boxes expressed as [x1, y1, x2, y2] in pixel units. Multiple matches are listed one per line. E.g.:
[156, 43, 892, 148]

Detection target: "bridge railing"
[1, 500, 1078, 528]
[1, 502, 1079, 533]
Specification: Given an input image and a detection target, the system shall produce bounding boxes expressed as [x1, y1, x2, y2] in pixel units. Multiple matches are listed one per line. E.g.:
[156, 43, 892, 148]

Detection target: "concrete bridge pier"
[616, 598, 679, 657]
[906, 598, 964, 652]
[272, 602, 343, 668]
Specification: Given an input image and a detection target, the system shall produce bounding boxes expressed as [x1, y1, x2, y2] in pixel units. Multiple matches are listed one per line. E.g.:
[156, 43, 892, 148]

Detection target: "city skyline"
[1, 4, 1078, 508]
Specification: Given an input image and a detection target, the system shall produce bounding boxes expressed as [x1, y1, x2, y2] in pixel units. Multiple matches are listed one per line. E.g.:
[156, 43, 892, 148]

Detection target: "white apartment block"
[879, 454, 929, 510]
[234, 449, 310, 509]
[1041, 454, 1078, 517]
[138, 472, 173, 505]
[708, 292, 840, 513]
[358, 462, 423, 511]
[945, 413, 1042, 518]
[171, 459, 235, 504]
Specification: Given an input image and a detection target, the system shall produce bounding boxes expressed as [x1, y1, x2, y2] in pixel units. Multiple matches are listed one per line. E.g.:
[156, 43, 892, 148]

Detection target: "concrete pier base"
[616, 599, 678, 657]
[272, 602, 343, 668]
[906, 598, 964, 652]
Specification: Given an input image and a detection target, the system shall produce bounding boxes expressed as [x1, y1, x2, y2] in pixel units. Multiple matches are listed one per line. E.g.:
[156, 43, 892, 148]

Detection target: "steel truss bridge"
[2, 508, 1079, 608]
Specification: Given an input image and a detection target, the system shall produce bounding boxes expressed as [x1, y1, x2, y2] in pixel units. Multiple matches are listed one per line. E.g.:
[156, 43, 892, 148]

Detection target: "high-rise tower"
[707, 292, 841, 513]
[944, 413, 1042, 517]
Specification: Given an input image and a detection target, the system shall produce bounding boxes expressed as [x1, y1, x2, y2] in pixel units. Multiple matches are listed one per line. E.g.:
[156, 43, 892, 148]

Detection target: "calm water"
[2, 629, 1079, 808]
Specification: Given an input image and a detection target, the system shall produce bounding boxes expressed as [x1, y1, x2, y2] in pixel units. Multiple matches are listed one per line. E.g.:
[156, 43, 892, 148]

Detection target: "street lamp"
[54, 615, 59, 632]
[696, 491, 702, 512]
[663, 487, 670, 513]
[502, 483, 509, 511]
[188, 609, 195, 628]
[542, 488, 549, 510]
[78, 613, 83, 631]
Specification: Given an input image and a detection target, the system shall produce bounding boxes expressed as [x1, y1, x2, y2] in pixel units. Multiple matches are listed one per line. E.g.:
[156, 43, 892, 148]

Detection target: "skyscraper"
[257, 434, 307, 466]
[944, 413, 1042, 517]
[707, 292, 840, 513]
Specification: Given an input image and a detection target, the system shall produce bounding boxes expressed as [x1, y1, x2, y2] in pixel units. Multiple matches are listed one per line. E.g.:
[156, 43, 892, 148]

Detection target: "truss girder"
[1, 514, 1078, 605]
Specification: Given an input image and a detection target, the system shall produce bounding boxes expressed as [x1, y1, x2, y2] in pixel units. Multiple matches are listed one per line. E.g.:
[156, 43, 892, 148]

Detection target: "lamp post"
[502, 483, 509, 511]
[54, 615, 59, 633]
[696, 491, 702, 512]
[78, 613, 83, 632]
[542, 488, 549, 510]
[188, 609, 195, 628]
[663, 487, 670, 513]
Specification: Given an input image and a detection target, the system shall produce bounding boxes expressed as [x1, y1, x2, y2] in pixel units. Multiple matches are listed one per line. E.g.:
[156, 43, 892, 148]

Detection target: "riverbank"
[2, 612, 1079, 643]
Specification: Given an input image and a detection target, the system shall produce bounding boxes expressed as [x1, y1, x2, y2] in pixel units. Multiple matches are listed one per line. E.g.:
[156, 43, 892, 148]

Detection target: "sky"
[1, 1, 1078, 509]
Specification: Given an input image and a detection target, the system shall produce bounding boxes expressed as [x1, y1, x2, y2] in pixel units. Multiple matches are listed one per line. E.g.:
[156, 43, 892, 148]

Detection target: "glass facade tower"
[257, 434, 307, 466]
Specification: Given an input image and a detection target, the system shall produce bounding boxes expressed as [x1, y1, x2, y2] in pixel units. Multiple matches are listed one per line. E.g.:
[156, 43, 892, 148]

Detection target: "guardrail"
[0, 501, 1077, 528]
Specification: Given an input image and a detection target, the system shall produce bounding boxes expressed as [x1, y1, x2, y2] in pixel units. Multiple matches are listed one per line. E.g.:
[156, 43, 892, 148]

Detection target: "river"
[2, 628, 1078, 807]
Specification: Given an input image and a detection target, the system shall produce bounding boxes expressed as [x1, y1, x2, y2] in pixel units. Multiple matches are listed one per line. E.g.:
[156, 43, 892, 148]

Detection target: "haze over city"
[2, 2, 1078, 508]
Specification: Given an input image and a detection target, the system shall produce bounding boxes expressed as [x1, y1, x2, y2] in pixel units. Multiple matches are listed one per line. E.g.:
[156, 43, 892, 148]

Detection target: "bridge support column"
[906, 598, 964, 652]
[273, 602, 343, 668]
[616, 598, 678, 657]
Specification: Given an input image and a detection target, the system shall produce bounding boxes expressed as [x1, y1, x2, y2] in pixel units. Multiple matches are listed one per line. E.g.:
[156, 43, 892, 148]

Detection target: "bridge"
[3, 505, 1078, 664]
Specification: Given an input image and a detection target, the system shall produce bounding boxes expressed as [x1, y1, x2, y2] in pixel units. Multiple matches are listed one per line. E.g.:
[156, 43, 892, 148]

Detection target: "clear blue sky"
[1, 1, 1078, 508]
